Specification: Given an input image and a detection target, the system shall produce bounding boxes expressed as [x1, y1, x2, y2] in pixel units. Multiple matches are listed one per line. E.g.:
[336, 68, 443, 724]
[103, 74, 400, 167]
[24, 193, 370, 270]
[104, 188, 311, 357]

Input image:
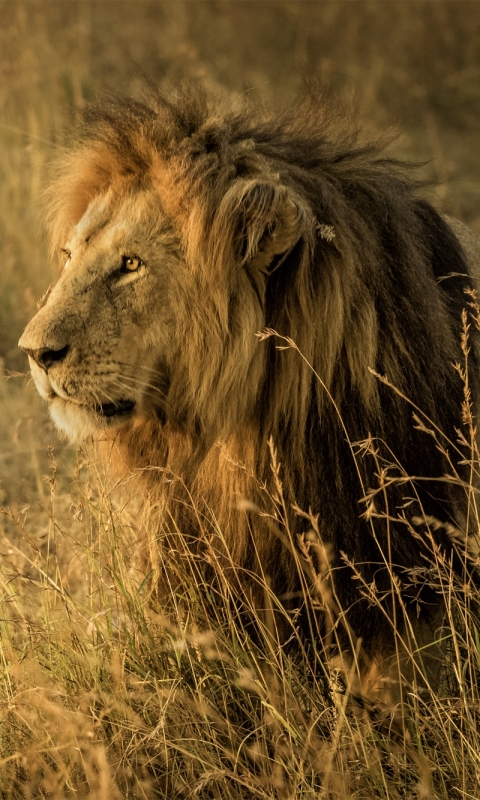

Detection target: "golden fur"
[20, 90, 480, 688]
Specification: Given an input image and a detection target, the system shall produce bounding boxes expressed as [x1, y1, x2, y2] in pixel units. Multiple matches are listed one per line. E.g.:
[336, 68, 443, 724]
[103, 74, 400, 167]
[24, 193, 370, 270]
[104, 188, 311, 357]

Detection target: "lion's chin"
[49, 397, 135, 444]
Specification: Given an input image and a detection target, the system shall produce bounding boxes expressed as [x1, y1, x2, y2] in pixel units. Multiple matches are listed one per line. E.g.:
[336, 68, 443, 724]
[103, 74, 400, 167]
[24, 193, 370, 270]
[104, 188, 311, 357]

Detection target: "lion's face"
[19, 189, 182, 442]
[19, 112, 314, 446]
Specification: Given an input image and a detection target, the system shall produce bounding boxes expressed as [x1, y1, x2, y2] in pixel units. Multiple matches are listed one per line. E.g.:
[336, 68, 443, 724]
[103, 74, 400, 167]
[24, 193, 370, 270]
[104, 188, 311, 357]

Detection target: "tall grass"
[1, 391, 480, 798]
[2, 328, 480, 798]
[3, 2, 480, 797]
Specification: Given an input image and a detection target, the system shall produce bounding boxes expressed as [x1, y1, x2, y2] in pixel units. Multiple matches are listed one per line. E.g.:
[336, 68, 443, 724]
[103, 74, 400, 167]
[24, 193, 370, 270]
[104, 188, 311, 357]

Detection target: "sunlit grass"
[0, 387, 480, 798]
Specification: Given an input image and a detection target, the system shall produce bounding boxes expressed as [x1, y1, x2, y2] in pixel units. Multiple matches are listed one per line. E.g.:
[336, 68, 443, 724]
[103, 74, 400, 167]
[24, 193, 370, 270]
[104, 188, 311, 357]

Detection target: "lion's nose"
[20, 344, 70, 372]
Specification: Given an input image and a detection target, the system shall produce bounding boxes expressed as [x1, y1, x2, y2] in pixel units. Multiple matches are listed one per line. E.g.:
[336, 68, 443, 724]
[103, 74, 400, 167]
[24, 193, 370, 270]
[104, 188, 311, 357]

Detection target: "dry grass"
[3, 2, 480, 797]
[1, 407, 480, 798]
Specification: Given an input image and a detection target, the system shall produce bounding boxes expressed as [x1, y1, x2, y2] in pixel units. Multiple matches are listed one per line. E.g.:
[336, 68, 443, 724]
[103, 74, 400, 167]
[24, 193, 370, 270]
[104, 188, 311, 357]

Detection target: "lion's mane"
[46, 89, 480, 659]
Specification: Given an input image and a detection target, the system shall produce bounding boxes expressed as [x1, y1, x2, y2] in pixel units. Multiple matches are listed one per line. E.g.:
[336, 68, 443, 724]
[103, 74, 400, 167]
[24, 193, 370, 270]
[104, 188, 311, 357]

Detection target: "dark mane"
[46, 88, 480, 665]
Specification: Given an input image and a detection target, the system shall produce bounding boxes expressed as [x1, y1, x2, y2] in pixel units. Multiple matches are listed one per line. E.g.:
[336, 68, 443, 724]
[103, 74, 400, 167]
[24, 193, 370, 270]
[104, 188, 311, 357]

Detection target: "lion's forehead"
[68, 190, 177, 258]
[75, 191, 114, 239]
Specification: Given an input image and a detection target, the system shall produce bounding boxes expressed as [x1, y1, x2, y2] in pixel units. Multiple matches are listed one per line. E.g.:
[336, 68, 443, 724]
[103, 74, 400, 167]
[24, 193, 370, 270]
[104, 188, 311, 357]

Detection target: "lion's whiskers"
[116, 361, 168, 381]
[76, 372, 168, 409]
[109, 374, 169, 408]
[114, 372, 167, 398]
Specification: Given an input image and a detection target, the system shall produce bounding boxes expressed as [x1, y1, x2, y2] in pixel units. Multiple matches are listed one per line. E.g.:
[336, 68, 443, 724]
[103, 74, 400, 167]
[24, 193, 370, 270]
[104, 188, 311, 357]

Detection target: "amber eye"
[121, 255, 144, 273]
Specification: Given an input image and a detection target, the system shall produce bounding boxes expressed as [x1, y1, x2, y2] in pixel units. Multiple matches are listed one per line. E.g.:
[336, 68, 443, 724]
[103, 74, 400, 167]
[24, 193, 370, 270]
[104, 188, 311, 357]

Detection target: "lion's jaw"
[19, 193, 177, 443]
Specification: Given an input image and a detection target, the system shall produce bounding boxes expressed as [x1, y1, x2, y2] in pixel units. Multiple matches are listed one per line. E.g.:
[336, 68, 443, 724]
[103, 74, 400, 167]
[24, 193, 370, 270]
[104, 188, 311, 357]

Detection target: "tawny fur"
[20, 89, 480, 684]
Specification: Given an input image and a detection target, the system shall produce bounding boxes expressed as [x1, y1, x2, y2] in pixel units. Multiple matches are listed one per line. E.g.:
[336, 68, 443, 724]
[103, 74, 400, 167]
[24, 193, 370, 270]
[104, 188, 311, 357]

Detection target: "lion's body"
[20, 91, 480, 687]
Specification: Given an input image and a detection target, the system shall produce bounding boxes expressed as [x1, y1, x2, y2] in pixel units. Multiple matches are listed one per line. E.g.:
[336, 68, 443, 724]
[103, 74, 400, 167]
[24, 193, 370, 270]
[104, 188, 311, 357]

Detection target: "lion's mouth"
[97, 399, 136, 418]
[50, 392, 137, 419]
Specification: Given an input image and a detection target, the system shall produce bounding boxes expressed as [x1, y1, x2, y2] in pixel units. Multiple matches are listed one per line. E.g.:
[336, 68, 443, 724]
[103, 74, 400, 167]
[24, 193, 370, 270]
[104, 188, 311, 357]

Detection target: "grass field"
[2, 2, 480, 797]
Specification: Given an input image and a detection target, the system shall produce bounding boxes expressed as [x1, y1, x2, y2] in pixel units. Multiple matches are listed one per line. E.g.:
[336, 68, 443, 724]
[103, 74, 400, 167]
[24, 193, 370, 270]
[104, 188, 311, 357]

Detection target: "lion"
[19, 90, 480, 697]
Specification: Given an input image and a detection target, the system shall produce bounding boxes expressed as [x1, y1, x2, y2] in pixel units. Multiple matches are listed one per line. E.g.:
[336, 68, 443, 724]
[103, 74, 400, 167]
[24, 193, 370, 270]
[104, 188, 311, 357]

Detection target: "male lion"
[19, 91, 480, 695]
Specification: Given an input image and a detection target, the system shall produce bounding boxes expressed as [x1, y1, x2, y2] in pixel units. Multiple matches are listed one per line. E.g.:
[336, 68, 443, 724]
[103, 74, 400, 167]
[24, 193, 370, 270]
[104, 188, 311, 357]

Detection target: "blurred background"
[1, 0, 480, 507]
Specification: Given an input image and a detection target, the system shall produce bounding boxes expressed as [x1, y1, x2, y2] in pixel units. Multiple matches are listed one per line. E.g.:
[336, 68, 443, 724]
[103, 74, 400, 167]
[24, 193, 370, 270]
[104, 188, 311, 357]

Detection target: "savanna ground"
[2, 2, 480, 797]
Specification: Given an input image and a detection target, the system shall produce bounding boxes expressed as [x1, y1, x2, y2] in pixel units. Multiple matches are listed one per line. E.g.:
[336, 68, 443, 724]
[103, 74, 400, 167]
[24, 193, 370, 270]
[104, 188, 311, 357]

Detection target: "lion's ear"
[215, 180, 315, 273]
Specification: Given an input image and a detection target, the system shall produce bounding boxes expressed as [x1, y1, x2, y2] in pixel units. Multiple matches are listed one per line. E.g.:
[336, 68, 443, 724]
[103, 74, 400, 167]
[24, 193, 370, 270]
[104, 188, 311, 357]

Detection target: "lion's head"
[19, 93, 316, 448]
[19, 90, 480, 681]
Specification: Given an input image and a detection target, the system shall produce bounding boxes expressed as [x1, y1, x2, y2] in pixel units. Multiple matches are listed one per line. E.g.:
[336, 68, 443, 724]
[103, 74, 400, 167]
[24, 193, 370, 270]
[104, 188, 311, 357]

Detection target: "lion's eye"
[61, 248, 72, 268]
[121, 255, 144, 273]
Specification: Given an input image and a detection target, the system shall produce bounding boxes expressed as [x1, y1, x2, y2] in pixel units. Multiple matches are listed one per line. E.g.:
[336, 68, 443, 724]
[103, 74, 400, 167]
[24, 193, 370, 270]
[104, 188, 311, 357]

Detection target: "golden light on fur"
[19, 88, 480, 692]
